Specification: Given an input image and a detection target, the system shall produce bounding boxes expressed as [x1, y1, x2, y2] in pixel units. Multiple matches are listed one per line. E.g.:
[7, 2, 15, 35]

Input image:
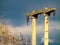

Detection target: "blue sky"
[0, 0, 60, 45]
[0, 0, 60, 26]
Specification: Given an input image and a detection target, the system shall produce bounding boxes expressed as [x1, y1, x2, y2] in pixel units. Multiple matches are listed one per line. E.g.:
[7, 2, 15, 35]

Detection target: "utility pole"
[44, 14, 48, 45]
[31, 14, 36, 45]
[27, 10, 37, 45]
[41, 7, 56, 45]
[26, 7, 56, 45]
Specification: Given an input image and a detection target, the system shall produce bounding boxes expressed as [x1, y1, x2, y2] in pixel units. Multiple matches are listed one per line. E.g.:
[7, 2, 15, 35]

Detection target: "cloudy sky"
[0, 0, 60, 45]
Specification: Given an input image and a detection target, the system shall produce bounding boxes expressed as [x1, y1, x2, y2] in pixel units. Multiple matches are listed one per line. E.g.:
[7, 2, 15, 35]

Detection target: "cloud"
[7, 21, 60, 36]
[49, 21, 60, 31]
[0, 18, 58, 37]
[7, 24, 43, 35]
[40, 38, 55, 43]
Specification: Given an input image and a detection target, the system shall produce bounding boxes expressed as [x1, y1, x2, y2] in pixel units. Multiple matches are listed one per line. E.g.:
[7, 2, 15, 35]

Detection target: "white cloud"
[48, 39, 54, 43]
[40, 38, 55, 43]
[49, 21, 60, 31]
[7, 24, 43, 35]
[5, 21, 60, 36]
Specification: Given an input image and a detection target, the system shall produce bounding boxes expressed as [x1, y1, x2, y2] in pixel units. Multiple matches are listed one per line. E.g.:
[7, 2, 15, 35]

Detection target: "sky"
[0, 0, 60, 45]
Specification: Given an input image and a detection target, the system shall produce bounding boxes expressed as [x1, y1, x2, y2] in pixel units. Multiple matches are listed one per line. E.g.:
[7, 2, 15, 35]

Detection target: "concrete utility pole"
[40, 7, 56, 45]
[26, 7, 56, 45]
[27, 10, 37, 45]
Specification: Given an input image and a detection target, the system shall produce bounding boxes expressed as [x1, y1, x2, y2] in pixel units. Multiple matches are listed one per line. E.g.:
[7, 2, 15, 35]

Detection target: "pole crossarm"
[26, 7, 56, 17]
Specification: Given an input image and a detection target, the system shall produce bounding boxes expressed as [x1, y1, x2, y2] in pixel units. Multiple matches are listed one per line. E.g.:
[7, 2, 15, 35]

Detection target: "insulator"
[53, 11, 56, 20]
[26, 16, 29, 26]
[53, 11, 56, 16]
